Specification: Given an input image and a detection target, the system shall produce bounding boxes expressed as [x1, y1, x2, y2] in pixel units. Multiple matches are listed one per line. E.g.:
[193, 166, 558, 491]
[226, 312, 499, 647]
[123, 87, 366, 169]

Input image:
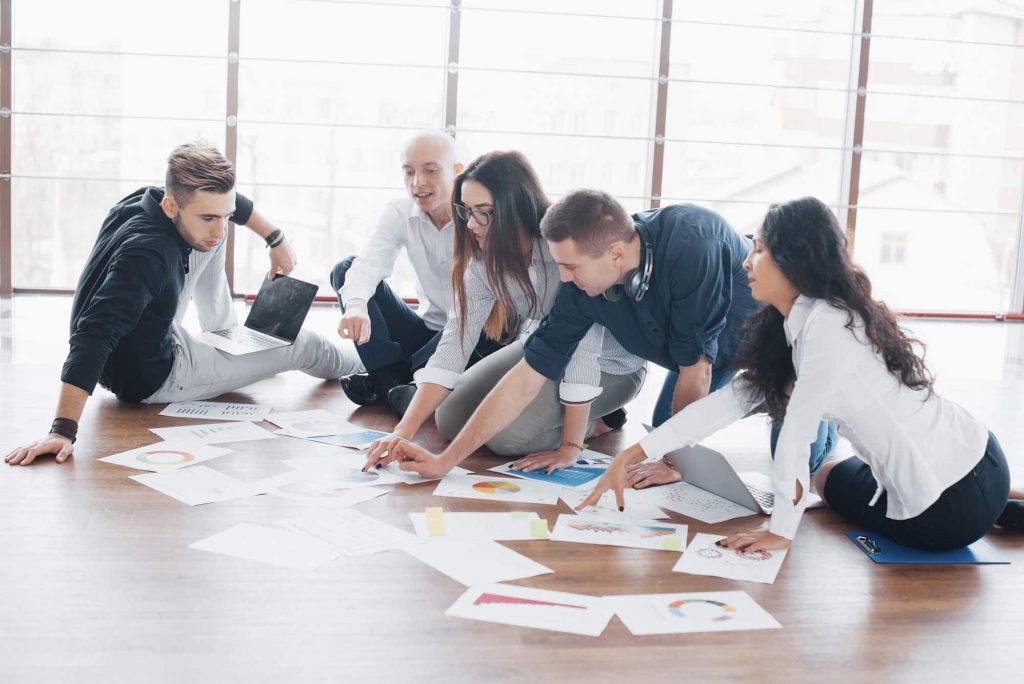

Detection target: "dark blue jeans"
[330, 256, 501, 374]
[653, 366, 836, 475]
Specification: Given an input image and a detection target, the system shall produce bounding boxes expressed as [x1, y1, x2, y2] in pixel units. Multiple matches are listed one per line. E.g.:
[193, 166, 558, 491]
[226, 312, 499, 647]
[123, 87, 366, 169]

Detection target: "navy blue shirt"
[61, 187, 253, 402]
[524, 204, 759, 382]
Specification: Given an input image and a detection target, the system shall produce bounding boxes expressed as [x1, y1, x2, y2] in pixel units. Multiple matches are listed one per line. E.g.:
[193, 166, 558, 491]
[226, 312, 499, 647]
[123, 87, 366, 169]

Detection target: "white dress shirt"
[640, 295, 989, 539]
[416, 239, 645, 403]
[338, 196, 454, 331]
[175, 230, 238, 331]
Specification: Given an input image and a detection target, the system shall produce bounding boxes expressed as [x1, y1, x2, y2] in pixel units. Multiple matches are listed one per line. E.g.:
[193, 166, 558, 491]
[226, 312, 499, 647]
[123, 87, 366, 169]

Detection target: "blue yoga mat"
[845, 531, 1010, 564]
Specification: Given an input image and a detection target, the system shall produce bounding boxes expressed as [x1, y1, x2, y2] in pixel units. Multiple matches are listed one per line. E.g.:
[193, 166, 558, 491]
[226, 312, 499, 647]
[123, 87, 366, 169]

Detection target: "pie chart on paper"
[472, 481, 522, 495]
[137, 450, 195, 466]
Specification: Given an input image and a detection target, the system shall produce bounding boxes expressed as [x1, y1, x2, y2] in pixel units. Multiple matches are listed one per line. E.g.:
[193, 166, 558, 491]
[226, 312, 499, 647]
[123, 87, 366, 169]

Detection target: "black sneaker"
[340, 373, 380, 406]
[386, 383, 417, 417]
[600, 407, 627, 430]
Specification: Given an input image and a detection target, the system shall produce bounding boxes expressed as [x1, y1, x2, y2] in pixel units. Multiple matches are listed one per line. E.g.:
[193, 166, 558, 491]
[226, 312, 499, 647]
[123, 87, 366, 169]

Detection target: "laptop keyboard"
[210, 328, 281, 350]
[746, 484, 775, 510]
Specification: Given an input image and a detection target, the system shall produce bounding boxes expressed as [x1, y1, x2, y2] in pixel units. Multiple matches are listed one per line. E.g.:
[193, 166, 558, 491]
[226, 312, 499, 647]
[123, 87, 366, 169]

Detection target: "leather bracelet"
[269, 235, 285, 249]
[50, 417, 78, 444]
[264, 228, 283, 247]
[560, 440, 583, 452]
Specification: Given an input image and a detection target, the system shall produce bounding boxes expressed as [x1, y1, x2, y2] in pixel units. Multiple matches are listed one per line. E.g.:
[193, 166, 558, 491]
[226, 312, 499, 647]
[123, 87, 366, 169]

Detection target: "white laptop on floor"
[200, 275, 318, 356]
[663, 443, 823, 514]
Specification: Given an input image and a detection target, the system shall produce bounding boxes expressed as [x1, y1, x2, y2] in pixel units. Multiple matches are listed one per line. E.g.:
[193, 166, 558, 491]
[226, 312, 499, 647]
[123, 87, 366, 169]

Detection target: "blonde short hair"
[165, 142, 236, 206]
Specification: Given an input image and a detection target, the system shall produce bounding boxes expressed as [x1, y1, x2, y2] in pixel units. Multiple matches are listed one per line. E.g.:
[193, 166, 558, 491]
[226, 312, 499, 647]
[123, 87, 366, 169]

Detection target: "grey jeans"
[434, 341, 646, 457]
[143, 323, 362, 404]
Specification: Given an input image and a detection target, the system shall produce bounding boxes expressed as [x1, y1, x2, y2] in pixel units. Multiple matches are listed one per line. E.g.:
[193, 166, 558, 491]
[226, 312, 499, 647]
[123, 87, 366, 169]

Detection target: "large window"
[3, 0, 1024, 314]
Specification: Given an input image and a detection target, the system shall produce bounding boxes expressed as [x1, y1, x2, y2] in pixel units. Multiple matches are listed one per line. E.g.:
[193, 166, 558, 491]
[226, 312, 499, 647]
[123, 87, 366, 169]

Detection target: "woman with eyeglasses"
[364, 150, 646, 471]
[582, 196, 1020, 551]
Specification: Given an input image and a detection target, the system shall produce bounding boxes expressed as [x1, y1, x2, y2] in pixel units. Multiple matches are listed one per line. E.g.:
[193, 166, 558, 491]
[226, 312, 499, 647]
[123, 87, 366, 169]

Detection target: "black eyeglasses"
[454, 204, 494, 227]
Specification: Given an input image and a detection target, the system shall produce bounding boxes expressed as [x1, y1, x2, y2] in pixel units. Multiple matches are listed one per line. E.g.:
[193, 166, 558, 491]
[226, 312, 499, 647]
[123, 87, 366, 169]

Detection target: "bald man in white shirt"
[330, 131, 501, 409]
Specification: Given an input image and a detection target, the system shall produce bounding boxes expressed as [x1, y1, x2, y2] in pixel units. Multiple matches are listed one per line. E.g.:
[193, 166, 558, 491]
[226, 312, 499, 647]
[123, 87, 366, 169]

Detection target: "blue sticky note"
[845, 531, 1010, 565]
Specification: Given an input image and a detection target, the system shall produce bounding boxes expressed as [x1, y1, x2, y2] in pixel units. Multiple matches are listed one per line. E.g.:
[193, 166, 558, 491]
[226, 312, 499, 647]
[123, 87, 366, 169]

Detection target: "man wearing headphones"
[374, 190, 812, 482]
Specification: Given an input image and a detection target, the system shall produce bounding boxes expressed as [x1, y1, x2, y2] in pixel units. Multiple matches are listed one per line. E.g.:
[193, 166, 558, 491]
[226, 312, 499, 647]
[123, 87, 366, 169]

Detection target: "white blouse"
[415, 239, 645, 403]
[639, 295, 989, 539]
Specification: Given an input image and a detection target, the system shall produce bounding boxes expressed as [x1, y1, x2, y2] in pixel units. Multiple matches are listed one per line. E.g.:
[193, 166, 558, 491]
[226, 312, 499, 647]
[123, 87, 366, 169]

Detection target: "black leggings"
[823, 432, 1010, 551]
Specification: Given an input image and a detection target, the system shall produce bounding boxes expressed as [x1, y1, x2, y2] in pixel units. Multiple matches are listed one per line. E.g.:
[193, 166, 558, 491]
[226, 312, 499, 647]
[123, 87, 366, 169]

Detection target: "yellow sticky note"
[425, 507, 445, 537]
[661, 536, 683, 551]
[530, 518, 551, 539]
[510, 511, 531, 520]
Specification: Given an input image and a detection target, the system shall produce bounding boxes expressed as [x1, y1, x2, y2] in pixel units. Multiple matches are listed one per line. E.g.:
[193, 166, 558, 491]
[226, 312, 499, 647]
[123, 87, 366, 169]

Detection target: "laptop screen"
[244, 275, 318, 341]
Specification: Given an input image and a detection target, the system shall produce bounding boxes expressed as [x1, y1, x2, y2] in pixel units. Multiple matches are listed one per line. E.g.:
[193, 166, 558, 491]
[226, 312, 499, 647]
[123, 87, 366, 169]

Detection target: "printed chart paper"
[280, 509, 422, 557]
[409, 509, 550, 540]
[672, 533, 789, 585]
[608, 590, 781, 635]
[159, 401, 272, 422]
[256, 465, 402, 496]
[577, 450, 613, 465]
[655, 482, 759, 524]
[550, 514, 687, 552]
[432, 474, 560, 506]
[488, 461, 607, 490]
[130, 466, 259, 506]
[99, 441, 231, 473]
[190, 522, 343, 570]
[150, 421, 277, 445]
[278, 429, 390, 449]
[446, 584, 614, 637]
[382, 462, 472, 485]
[560, 489, 670, 524]
[270, 482, 388, 509]
[404, 538, 553, 586]
[265, 409, 353, 437]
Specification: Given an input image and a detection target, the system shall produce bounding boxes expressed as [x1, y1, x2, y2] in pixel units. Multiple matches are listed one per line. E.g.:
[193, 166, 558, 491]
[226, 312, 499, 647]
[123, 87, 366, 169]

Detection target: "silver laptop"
[200, 275, 318, 356]
[663, 443, 824, 514]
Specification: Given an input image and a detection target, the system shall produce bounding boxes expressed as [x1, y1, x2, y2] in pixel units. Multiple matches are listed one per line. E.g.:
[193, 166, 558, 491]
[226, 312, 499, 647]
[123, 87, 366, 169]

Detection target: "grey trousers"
[143, 323, 362, 404]
[434, 341, 646, 457]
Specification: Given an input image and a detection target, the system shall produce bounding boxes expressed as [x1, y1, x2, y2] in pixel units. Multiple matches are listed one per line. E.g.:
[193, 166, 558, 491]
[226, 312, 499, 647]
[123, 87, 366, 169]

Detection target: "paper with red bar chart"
[446, 584, 613, 636]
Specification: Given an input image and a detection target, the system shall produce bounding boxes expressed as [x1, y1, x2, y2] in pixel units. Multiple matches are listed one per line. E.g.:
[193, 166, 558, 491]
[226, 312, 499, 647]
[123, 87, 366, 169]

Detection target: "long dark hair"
[735, 197, 933, 422]
[450, 151, 550, 343]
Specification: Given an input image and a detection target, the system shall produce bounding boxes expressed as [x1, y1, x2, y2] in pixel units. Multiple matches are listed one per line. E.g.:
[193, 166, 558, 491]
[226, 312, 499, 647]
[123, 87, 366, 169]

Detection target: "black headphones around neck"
[602, 222, 653, 302]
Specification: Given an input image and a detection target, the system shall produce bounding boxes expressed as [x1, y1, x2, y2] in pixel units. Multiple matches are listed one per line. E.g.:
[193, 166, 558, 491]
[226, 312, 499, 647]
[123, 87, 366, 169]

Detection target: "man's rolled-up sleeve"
[668, 238, 733, 368]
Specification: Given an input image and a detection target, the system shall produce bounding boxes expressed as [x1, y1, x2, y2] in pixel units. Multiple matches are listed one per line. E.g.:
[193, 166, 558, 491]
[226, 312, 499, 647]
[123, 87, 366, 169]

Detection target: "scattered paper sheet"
[99, 441, 232, 472]
[672, 533, 789, 584]
[488, 461, 606, 490]
[130, 466, 259, 506]
[560, 489, 669, 524]
[382, 462, 472, 485]
[254, 465, 402, 497]
[284, 454, 471, 486]
[409, 508, 550, 540]
[190, 522, 343, 570]
[268, 483, 389, 509]
[654, 481, 759, 524]
[446, 584, 614, 637]
[576, 449, 613, 465]
[607, 590, 781, 635]
[550, 514, 687, 552]
[432, 474, 560, 506]
[158, 401, 272, 422]
[280, 509, 422, 557]
[266, 409, 360, 438]
[277, 428, 390, 449]
[404, 538, 553, 586]
[150, 421, 277, 445]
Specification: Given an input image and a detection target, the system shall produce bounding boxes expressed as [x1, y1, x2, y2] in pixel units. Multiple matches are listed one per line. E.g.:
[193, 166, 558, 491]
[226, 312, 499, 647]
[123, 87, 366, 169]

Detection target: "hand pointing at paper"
[576, 443, 649, 512]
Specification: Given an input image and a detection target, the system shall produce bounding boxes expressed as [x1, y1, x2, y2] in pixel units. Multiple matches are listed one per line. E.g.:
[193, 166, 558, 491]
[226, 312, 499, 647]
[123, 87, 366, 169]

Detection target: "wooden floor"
[2, 296, 1023, 683]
